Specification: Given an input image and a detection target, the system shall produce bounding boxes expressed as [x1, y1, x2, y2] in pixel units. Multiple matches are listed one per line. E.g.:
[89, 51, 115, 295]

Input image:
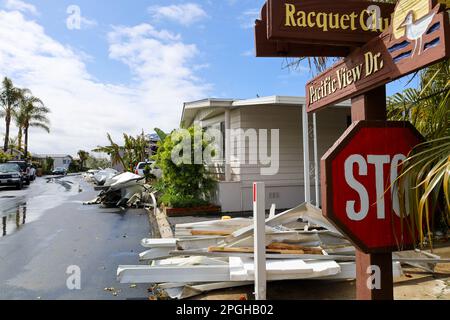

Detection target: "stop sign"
[321, 121, 424, 253]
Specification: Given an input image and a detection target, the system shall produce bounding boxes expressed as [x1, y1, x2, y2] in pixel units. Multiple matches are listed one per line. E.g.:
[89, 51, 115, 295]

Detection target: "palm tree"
[0, 77, 24, 152]
[93, 133, 127, 171]
[77, 150, 89, 170]
[18, 94, 50, 158]
[389, 60, 449, 248]
[14, 92, 28, 152]
[2, 135, 18, 155]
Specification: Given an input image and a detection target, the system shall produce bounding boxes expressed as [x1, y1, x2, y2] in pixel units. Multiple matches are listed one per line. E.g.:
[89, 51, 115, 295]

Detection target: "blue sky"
[0, 0, 419, 155]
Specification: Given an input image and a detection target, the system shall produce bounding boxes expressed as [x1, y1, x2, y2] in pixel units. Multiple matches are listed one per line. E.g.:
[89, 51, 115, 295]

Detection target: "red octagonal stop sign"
[321, 121, 424, 253]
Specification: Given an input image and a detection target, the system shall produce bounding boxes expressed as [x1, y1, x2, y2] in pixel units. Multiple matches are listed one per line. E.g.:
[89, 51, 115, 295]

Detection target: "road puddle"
[0, 176, 82, 238]
[2, 203, 27, 237]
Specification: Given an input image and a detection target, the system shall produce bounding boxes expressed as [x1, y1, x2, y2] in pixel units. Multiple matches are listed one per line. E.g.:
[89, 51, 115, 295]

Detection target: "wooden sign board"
[268, 0, 396, 46]
[255, 4, 350, 58]
[321, 121, 424, 253]
[307, 1, 450, 112]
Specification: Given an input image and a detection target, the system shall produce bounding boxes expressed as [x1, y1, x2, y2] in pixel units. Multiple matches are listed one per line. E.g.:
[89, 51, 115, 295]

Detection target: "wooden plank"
[171, 249, 355, 261]
[208, 246, 324, 255]
[267, 242, 323, 254]
[191, 230, 232, 236]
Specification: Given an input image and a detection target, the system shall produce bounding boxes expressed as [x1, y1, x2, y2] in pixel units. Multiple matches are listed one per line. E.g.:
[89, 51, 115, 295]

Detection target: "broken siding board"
[229, 257, 341, 281]
[139, 248, 173, 261]
[117, 265, 231, 284]
[152, 256, 229, 266]
[141, 238, 178, 248]
[318, 262, 403, 280]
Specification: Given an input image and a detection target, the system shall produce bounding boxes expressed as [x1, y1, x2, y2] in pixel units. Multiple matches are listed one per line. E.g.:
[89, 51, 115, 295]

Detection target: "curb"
[146, 207, 174, 239]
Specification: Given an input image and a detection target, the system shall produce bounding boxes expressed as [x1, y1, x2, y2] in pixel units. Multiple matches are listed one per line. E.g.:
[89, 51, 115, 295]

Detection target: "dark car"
[7, 161, 31, 185]
[0, 163, 24, 190]
[52, 167, 67, 176]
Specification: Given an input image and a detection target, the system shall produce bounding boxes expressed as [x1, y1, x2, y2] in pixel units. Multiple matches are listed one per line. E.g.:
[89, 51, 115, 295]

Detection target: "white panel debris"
[116, 202, 446, 299]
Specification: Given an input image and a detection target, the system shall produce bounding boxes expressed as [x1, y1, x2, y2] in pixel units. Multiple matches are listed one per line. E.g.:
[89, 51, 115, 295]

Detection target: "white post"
[313, 113, 320, 207]
[225, 109, 231, 182]
[253, 182, 266, 300]
[302, 105, 311, 203]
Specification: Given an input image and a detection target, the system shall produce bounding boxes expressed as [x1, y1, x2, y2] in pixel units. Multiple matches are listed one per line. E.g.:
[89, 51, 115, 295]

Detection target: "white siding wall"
[190, 105, 351, 212]
[223, 105, 350, 212]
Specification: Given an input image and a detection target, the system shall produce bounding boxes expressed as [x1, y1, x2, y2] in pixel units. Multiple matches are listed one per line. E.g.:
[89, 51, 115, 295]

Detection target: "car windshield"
[138, 162, 154, 169]
[8, 161, 27, 170]
[0, 163, 20, 172]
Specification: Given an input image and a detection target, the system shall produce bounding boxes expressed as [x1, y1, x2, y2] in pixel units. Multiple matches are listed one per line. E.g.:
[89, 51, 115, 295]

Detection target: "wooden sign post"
[352, 88, 390, 300]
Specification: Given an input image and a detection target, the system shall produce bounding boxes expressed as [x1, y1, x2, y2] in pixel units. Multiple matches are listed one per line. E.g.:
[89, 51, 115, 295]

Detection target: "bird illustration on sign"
[393, 0, 438, 56]
[399, 9, 436, 55]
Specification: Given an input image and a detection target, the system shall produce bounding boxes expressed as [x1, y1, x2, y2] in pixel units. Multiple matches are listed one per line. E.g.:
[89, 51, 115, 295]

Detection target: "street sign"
[321, 121, 424, 253]
[307, 0, 450, 112]
[267, 0, 395, 46]
[255, 3, 350, 57]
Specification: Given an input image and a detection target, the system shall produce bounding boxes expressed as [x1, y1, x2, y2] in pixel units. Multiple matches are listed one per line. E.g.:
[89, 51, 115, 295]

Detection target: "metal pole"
[302, 105, 311, 203]
[253, 182, 266, 300]
[313, 113, 320, 207]
[225, 109, 231, 182]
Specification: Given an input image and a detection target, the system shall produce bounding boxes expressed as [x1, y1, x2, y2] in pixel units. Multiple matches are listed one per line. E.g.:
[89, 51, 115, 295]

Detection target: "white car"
[134, 162, 162, 179]
[29, 165, 36, 181]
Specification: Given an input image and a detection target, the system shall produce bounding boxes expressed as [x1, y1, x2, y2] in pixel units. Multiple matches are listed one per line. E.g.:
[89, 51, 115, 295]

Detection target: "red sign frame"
[321, 121, 424, 253]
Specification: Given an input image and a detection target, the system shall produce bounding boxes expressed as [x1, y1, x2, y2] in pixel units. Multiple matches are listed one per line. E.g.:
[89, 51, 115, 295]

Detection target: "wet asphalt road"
[0, 176, 151, 300]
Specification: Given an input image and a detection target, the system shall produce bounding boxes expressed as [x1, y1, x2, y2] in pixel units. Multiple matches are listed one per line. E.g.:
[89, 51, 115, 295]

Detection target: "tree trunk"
[3, 113, 10, 152]
[24, 125, 29, 160]
[17, 126, 23, 152]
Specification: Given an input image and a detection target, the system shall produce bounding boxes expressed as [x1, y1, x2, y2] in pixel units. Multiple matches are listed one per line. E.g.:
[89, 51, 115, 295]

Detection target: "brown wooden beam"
[351, 86, 387, 121]
[352, 85, 393, 300]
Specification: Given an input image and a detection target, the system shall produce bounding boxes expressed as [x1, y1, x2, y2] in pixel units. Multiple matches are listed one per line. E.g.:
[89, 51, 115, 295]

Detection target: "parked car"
[52, 167, 67, 176]
[7, 161, 31, 185]
[0, 163, 24, 190]
[134, 161, 162, 179]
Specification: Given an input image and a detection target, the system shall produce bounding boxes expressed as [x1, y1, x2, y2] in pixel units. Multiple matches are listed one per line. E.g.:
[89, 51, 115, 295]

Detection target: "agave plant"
[390, 60, 450, 249]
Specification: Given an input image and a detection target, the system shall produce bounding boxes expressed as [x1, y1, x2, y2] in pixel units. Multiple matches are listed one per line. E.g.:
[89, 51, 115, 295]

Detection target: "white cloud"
[148, 3, 207, 26]
[80, 16, 97, 29]
[239, 8, 260, 29]
[0, 9, 210, 155]
[3, 0, 37, 15]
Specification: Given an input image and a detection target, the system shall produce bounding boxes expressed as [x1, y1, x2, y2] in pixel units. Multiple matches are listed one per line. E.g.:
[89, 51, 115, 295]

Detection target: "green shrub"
[42, 157, 54, 174]
[153, 126, 217, 208]
[0, 151, 12, 163]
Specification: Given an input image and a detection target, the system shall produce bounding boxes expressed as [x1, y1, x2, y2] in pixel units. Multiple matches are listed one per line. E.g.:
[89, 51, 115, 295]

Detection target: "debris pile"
[117, 203, 447, 299]
[114, 204, 345, 298]
[83, 170, 156, 209]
